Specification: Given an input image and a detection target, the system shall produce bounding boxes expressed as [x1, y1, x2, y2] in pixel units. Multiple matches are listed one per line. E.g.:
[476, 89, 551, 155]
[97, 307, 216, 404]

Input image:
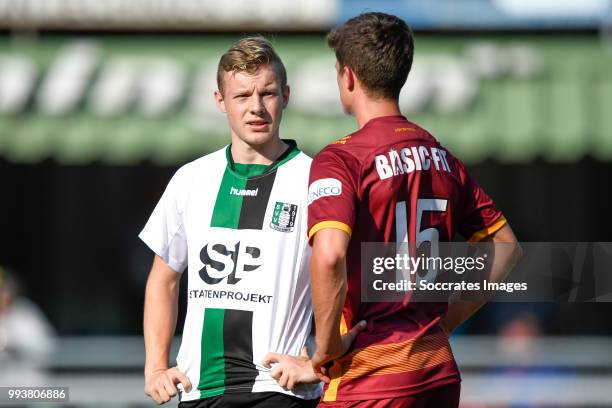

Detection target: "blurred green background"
[1, 34, 611, 165]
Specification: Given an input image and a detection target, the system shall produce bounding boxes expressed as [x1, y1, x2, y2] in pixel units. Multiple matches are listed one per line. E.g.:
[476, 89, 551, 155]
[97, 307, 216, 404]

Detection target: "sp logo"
[199, 241, 262, 285]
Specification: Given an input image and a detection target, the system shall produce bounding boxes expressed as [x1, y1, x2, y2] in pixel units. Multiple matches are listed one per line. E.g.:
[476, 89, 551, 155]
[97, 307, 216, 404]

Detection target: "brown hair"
[327, 12, 414, 100]
[217, 36, 287, 94]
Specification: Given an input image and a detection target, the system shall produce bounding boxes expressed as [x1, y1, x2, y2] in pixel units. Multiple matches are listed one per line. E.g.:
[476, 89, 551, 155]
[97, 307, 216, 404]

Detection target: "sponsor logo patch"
[199, 241, 262, 285]
[270, 201, 298, 232]
[230, 186, 259, 196]
[308, 178, 342, 205]
[333, 135, 352, 145]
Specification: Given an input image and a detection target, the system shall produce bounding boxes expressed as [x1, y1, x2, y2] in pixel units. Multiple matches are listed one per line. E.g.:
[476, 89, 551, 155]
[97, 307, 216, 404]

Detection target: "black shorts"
[178, 392, 320, 408]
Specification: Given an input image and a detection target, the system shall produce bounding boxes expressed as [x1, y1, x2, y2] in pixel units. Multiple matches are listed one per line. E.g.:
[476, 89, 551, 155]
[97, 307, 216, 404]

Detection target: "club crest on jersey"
[308, 178, 342, 205]
[270, 201, 298, 233]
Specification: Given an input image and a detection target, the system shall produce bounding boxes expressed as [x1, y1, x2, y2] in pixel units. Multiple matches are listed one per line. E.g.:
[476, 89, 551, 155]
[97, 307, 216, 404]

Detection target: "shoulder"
[313, 137, 361, 171]
[164, 147, 226, 201]
[276, 150, 312, 183]
[180, 146, 226, 173]
[292, 150, 313, 168]
[172, 146, 226, 180]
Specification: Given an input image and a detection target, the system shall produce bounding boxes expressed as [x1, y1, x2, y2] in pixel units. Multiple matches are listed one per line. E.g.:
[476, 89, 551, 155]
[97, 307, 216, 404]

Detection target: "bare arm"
[440, 223, 522, 334]
[143, 255, 191, 404]
[309, 228, 353, 380]
[263, 323, 365, 390]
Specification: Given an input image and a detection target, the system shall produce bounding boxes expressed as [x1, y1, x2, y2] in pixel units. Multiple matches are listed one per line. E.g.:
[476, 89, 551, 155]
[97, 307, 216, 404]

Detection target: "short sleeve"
[139, 168, 189, 273]
[456, 161, 506, 242]
[307, 148, 358, 242]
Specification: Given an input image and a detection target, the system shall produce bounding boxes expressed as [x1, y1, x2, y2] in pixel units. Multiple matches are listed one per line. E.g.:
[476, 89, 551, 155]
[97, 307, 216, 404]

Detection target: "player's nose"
[249, 95, 265, 115]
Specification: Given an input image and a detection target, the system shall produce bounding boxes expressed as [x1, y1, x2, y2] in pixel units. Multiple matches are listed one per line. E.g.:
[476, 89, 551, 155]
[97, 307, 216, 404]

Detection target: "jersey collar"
[226, 139, 300, 178]
[362, 115, 408, 128]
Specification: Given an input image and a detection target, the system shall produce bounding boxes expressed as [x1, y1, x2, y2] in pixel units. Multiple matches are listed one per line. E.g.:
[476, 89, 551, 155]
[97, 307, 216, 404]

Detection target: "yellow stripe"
[339, 314, 348, 336]
[333, 333, 453, 380]
[337, 333, 453, 378]
[322, 314, 348, 402]
[467, 216, 507, 243]
[308, 220, 352, 241]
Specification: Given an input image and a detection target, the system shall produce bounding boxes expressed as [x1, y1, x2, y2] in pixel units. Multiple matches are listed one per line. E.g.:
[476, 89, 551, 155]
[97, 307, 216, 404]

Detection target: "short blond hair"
[217, 36, 287, 94]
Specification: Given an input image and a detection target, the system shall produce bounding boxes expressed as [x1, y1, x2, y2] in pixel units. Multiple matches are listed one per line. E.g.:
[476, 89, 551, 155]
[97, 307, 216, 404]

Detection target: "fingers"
[162, 374, 178, 398]
[314, 367, 331, 384]
[145, 378, 170, 405]
[156, 386, 171, 404]
[262, 352, 282, 368]
[340, 320, 367, 356]
[270, 365, 282, 380]
[278, 371, 289, 389]
[299, 346, 309, 359]
[145, 368, 190, 405]
[348, 320, 367, 339]
[311, 358, 329, 384]
[169, 368, 192, 393]
[148, 390, 164, 405]
[287, 377, 297, 391]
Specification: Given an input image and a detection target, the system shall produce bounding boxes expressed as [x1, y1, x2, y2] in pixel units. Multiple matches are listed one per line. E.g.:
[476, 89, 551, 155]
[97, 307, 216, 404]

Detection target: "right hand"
[262, 346, 320, 391]
[144, 367, 192, 405]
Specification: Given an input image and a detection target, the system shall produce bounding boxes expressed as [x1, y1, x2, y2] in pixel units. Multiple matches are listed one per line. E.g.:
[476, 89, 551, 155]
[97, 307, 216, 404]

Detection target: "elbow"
[513, 241, 523, 265]
[313, 248, 346, 271]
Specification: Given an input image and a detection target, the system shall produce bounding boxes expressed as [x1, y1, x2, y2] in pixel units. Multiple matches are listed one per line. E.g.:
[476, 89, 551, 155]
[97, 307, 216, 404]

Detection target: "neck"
[230, 135, 287, 165]
[352, 95, 402, 129]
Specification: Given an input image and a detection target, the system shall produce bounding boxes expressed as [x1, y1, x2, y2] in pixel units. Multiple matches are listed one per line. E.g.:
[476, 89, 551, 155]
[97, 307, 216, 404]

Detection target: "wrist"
[317, 338, 342, 357]
[145, 365, 169, 377]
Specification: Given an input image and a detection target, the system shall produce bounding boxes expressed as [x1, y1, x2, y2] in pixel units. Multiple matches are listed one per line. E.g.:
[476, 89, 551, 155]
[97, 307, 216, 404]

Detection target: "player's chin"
[242, 130, 276, 146]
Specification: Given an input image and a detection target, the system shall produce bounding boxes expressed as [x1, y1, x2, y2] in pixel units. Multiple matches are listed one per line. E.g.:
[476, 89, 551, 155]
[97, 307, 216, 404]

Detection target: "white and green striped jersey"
[139, 140, 320, 402]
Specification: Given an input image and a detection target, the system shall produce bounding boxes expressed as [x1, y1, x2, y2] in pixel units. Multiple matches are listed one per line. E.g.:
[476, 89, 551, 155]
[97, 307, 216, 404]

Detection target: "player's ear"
[214, 89, 226, 113]
[345, 66, 355, 93]
[281, 84, 290, 109]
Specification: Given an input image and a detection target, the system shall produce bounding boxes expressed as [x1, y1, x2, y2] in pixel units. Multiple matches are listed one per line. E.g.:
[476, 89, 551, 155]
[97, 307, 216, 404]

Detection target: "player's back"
[308, 115, 505, 401]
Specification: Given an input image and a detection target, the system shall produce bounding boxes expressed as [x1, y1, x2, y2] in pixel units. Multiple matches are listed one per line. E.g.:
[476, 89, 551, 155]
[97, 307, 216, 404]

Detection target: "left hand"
[311, 320, 367, 383]
[262, 346, 320, 391]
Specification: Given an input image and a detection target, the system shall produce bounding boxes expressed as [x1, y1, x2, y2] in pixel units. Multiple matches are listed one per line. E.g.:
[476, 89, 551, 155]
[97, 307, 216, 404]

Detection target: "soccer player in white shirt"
[140, 37, 361, 407]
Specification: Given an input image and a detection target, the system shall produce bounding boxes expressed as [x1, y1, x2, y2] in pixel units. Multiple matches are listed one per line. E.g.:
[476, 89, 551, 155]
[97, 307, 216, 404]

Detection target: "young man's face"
[215, 64, 289, 147]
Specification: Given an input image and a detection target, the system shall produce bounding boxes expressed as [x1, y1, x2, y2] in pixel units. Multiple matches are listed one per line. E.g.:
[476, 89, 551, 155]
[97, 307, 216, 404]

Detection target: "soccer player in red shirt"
[307, 13, 522, 407]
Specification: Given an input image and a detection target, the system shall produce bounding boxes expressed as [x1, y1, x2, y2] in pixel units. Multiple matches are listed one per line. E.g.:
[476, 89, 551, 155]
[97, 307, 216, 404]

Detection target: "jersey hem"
[179, 385, 322, 402]
[138, 230, 186, 273]
[322, 374, 461, 402]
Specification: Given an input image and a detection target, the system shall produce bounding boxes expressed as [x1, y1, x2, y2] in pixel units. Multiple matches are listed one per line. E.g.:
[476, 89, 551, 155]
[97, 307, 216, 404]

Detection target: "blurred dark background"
[3, 155, 612, 335]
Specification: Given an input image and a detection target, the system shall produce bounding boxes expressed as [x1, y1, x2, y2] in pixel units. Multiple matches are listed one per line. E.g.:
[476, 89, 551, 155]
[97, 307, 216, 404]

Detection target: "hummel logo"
[230, 186, 259, 197]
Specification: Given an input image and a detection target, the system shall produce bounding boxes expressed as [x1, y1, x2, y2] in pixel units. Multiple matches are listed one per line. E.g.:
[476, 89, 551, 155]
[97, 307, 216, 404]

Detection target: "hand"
[262, 346, 320, 391]
[312, 320, 366, 383]
[144, 367, 192, 405]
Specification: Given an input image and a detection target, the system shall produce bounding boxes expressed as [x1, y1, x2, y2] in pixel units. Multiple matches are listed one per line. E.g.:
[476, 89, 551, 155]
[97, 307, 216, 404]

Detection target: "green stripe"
[210, 168, 245, 229]
[199, 308, 226, 398]
[233, 163, 268, 177]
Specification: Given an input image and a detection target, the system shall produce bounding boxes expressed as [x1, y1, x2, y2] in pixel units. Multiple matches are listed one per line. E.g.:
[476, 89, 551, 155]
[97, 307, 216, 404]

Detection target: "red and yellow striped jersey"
[308, 115, 505, 401]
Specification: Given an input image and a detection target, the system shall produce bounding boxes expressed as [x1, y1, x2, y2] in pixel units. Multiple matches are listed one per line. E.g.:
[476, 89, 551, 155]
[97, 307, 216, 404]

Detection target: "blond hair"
[217, 36, 287, 93]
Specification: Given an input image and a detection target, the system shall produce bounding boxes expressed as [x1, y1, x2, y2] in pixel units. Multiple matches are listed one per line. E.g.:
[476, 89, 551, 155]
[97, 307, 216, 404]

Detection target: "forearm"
[310, 230, 350, 362]
[312, 257, 346, 357]
[143, 259, 180, 376]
